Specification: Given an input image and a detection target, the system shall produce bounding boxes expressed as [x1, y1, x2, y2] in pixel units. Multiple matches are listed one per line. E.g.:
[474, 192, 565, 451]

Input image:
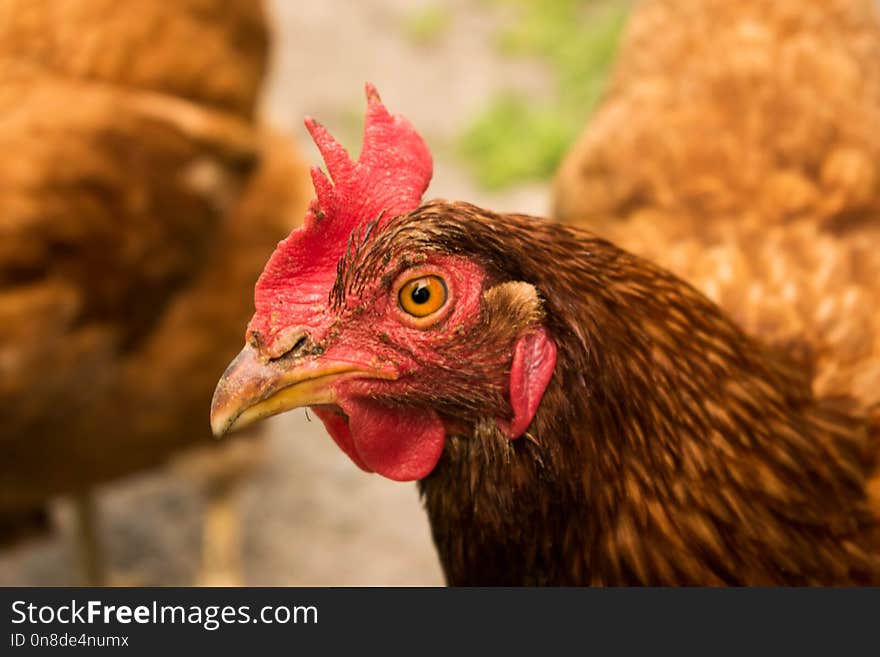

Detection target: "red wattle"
[313, 398, 446, 481]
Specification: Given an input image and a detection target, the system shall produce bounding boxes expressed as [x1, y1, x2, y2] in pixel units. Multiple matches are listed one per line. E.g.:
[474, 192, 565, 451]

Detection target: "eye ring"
[398, 275, 448, 319]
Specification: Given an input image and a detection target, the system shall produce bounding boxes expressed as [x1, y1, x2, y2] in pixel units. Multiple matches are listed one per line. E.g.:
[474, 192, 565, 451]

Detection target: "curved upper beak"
[210, 344, 393, 437]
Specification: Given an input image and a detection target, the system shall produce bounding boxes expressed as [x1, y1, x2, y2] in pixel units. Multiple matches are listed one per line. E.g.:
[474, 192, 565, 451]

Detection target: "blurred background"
[0, 0, 631, 585]
[6, 0, 877, 587]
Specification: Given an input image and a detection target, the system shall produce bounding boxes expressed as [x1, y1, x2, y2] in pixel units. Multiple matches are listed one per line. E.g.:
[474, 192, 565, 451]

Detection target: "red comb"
[248, 84, 433, 349]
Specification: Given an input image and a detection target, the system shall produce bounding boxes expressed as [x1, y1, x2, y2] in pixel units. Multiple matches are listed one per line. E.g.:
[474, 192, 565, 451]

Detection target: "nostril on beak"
[271, 330, 315, 361]
[247, 326, 316, 361]
[289, 334, 309, 356]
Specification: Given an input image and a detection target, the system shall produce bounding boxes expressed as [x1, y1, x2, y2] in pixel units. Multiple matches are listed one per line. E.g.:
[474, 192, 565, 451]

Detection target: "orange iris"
[398, 275, 448, 318]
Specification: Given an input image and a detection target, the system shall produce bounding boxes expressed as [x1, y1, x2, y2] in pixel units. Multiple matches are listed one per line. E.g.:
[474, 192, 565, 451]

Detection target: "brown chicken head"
[210, 86, 556, 481]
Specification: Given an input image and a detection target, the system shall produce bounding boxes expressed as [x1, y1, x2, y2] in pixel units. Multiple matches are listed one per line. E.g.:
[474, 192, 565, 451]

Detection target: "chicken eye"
[398, 275, 447, 318]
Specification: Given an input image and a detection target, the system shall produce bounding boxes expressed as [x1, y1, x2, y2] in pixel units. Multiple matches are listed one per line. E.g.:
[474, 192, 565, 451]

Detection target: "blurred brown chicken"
[554, 0, 880, 514]
[0, 0, 310, 583]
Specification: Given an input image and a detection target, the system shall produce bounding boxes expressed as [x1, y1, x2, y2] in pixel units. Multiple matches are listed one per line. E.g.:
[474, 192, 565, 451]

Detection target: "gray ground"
[0, 0, 551, 586]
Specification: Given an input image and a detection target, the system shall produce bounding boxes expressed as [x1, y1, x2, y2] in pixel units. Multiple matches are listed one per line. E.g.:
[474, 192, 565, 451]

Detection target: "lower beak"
[210, 345, 388, 437]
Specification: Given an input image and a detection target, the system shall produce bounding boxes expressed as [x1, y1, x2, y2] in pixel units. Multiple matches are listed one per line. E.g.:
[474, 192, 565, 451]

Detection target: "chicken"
[0, 0, 310, 583]
[211, 87, 880, 585]
[553, 0, 880, 424]
[0, 0, 266, 114]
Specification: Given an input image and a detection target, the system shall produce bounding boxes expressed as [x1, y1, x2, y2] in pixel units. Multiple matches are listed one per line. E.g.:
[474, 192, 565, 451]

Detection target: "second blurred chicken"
[554, 0, 880, 431]
[0, 0, 310, 584]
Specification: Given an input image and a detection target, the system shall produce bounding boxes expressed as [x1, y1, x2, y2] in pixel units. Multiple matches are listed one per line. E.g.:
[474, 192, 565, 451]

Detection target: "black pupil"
[410, 282, 431, 305]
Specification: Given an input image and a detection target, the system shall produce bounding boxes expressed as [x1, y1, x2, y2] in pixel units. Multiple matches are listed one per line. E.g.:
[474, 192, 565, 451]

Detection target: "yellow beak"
[210, 345, 390, 437]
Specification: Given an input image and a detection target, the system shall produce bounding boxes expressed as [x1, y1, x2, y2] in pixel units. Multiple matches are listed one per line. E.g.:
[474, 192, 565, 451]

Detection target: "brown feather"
[345, 200, 880, 585]
[554, 0, 880, 529]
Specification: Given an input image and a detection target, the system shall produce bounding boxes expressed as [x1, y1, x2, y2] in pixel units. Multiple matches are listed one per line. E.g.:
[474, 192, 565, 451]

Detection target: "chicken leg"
[71, 491, 105, 586]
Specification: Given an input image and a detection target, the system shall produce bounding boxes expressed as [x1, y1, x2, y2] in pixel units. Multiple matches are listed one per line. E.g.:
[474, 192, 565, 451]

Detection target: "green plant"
[459, 0, 631, 189]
